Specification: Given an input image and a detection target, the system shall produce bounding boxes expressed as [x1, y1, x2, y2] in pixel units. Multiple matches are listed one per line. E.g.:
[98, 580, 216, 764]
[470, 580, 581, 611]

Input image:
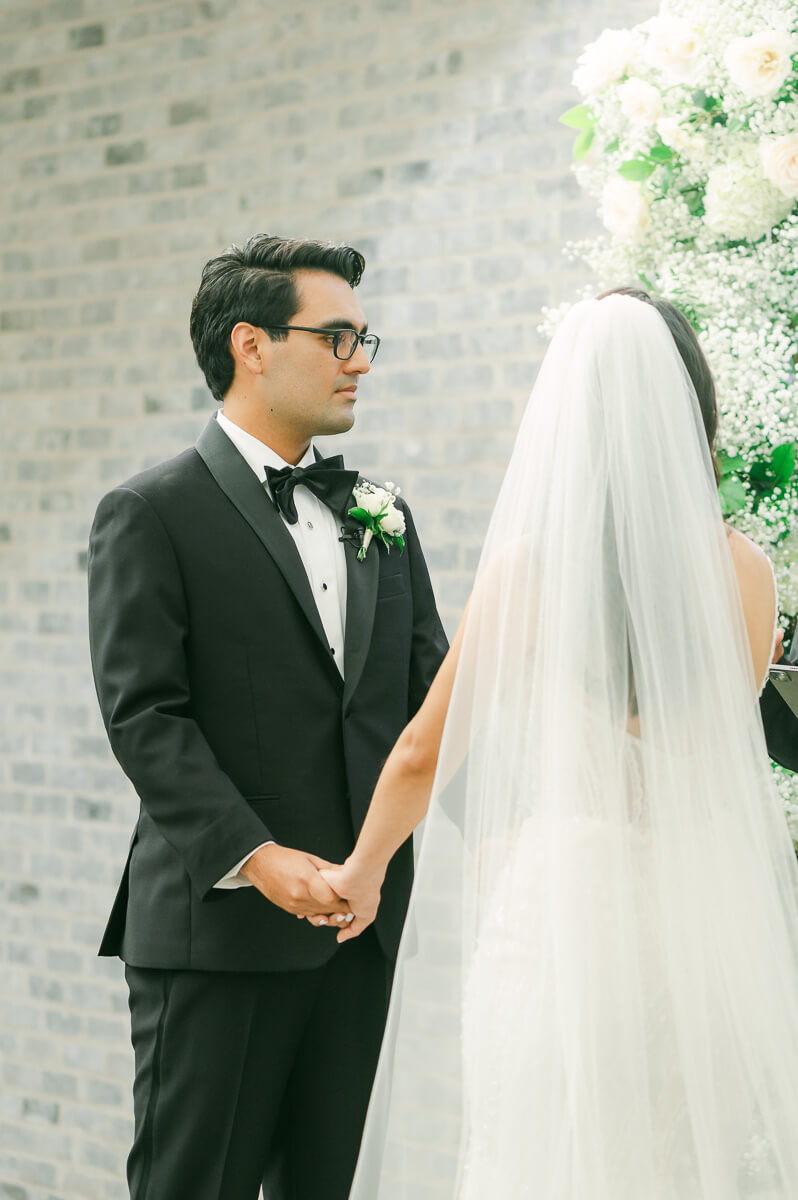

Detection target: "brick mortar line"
[0, 7, 301, 54]
[0, 1120, 130, 1148]
[0, 11, 572, 74]
[0, 232, 569, 276]
[4, 123, 567, 176]
[0, 199, 567, 235]
[0, 73, 572, 143]
[3, 130, 568, 199]
[0, 0, 307, 35]
[0, 63, 572, 138]
[1, 988, 127, 1010]
[0, 244, 574, 269]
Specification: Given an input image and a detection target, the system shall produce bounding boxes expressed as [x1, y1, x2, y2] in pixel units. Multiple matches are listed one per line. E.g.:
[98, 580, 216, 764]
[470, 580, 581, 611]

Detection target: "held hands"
[240, 844, 353, 924]
[319, 858, 384, 944]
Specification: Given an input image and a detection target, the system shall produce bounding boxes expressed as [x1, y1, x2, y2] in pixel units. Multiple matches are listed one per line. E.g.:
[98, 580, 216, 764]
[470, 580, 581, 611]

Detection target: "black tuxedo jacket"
[87, 416, 449, 971]
[761, 638, 798, 774]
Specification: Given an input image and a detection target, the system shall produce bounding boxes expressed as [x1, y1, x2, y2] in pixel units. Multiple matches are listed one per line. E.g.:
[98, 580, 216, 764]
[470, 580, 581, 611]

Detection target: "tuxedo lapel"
[195, 417, 338, 676]
[341, 507, 379, 713]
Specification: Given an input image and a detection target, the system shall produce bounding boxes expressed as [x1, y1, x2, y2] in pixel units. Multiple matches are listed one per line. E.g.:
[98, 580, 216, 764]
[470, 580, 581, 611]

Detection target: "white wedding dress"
[348, 298, 798, 1200]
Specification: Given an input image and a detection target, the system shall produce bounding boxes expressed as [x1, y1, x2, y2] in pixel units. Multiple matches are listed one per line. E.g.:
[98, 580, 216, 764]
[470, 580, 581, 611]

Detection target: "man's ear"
[230, 322, 272, 378]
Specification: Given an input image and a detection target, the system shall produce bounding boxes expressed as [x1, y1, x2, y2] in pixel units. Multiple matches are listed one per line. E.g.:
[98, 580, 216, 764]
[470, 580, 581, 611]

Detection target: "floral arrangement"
[550, 0, 798, 837]
[349, 481, 406, 561]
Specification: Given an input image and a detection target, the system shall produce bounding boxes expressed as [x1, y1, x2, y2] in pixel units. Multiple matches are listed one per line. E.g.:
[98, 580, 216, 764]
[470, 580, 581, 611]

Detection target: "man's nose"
[345, 342, 371, 374]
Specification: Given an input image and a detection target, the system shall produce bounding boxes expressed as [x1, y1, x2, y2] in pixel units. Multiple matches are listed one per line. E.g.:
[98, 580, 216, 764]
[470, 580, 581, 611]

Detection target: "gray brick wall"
[0, 0, 654, 1194]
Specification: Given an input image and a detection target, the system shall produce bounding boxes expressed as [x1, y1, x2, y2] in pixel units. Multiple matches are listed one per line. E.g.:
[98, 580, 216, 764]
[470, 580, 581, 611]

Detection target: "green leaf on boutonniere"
[348, 506, 371, 523]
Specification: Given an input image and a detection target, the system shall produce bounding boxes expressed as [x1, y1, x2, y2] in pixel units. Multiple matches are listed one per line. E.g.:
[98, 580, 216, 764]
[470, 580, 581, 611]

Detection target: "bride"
[319, 290, 798, 1198]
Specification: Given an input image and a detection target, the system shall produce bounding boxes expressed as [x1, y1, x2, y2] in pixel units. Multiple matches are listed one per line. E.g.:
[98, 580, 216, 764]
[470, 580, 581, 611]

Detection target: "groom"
[87, 234, 449, 1200]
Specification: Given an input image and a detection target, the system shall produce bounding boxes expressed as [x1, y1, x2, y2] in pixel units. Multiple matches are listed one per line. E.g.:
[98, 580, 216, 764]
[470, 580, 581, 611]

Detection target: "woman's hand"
[319, 858, 385, 943]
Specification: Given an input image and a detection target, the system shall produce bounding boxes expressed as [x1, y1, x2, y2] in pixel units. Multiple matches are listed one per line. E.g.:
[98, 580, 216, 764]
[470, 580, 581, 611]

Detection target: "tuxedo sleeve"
[760, 640, 798, 773]
[400, 499, 450, 718]
[88, 486, 276, 900]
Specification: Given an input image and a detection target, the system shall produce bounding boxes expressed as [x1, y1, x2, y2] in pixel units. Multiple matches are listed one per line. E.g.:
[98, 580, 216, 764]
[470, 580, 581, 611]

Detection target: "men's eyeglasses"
[267, 325, 380, 363]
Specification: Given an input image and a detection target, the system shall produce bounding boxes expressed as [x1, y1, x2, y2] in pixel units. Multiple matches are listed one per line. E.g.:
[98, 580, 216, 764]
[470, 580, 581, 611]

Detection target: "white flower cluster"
[553, 0, 798, 837]
[352, 480, 406, 537]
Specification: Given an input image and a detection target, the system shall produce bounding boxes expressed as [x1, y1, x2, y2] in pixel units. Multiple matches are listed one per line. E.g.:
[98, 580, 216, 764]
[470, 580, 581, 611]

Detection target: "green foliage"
[749, 443, 797, 507]
[559, 105, 596, 161]
[618, 158, 656, 181]
[717, 445, 797, 518]
[573, 128, 595, 160]
[681, 186, 705, 217]
[559, 104, 594, 130]
[649, 142, 675, 163]
[717, 450, 748, 517]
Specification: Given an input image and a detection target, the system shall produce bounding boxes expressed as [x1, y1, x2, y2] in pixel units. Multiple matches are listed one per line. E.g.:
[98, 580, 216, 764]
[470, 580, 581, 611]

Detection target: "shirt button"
[307, 521, 314, 529]
[322, 582, 328, 591]
[330, 646, 335, 655]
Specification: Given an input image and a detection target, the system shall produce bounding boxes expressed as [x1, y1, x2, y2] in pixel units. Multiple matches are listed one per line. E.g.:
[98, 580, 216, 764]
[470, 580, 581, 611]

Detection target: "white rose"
[645, 17, 703, 83]
[724, 30, 795, 98]
[704, 151, 794, 240]
[618, 78, 662, 126]
[760, 133, 798, 198]
[572, 28, 637, 96]
[358, 489, 390, 516]
[379, 505, 406, 537]
[600, 177, 652, 241]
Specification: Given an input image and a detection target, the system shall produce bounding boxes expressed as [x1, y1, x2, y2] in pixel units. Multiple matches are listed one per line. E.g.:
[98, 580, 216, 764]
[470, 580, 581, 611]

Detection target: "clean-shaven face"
[256, 268, 372, 439]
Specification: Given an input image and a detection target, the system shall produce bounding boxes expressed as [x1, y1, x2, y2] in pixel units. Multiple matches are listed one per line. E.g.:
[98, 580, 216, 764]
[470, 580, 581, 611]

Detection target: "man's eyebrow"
[315, 318, 369, 334]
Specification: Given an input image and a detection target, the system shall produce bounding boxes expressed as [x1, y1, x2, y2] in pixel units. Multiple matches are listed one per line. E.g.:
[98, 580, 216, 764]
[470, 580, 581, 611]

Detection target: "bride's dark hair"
[598, 285, 719, 484]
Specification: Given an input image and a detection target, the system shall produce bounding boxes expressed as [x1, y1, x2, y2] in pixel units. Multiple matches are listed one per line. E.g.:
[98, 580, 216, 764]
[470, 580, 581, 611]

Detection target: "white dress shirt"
[213, 410, 349, 888]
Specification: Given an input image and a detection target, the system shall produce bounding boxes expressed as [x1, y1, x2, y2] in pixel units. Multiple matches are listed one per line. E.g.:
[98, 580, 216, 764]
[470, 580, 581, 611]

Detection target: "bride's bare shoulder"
[725, 526, 773, 587]
[724, 526, 776, 686]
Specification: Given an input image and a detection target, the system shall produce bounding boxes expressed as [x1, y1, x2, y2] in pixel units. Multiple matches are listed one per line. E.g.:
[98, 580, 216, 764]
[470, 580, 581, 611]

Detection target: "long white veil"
[350, 295, 798, 1199]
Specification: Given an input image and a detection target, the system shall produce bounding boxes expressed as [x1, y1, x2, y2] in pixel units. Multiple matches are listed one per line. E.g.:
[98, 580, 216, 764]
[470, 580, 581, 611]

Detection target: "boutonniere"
[348, 480, 406, 562]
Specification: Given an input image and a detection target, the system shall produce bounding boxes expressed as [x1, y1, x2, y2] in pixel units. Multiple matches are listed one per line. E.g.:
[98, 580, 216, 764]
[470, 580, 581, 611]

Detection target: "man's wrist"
[239, 841, 278, 881]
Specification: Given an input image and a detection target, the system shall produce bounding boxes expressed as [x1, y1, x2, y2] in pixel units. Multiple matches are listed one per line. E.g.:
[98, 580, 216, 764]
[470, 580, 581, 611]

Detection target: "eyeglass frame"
[265, 324, 381, 362]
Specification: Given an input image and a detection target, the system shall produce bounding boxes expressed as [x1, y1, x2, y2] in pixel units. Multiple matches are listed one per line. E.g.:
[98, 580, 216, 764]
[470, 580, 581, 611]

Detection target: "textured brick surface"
[0, 0, 654, 1193]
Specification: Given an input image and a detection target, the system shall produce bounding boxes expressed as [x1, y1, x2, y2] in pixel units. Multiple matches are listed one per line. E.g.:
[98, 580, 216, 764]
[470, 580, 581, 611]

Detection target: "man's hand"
[240, 844, 352, 923]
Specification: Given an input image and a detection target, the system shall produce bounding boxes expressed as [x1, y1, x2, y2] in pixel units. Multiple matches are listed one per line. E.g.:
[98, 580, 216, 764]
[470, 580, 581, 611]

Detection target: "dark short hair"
[597, 285, 719, 485]
[190, 234, 366, 402]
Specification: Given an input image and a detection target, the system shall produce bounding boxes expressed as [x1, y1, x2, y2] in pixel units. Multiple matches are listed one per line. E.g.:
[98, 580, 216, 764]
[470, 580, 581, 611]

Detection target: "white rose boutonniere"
[348, 480, 406, 562]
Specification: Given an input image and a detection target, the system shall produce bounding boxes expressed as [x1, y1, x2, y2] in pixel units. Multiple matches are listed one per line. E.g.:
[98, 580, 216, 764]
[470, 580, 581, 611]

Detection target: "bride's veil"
[350, 294, 798, 1199]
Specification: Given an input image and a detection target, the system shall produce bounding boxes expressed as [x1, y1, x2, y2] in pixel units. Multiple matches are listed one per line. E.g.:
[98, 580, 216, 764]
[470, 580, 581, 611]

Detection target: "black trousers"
[124, 929, 391, 1200]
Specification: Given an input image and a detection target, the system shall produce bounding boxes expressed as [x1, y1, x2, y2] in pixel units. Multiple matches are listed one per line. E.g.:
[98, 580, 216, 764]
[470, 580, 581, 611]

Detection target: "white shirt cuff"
[212, 841, 274, 889]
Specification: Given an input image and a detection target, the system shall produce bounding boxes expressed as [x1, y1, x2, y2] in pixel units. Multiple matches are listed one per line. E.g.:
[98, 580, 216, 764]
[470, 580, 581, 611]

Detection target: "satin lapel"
[195, 417, 336, 669]
[341, 506, 379, 713]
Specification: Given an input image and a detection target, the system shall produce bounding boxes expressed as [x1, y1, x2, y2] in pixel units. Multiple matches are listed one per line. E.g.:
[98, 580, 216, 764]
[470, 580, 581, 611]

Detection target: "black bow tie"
[264, 456, 360, 525]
